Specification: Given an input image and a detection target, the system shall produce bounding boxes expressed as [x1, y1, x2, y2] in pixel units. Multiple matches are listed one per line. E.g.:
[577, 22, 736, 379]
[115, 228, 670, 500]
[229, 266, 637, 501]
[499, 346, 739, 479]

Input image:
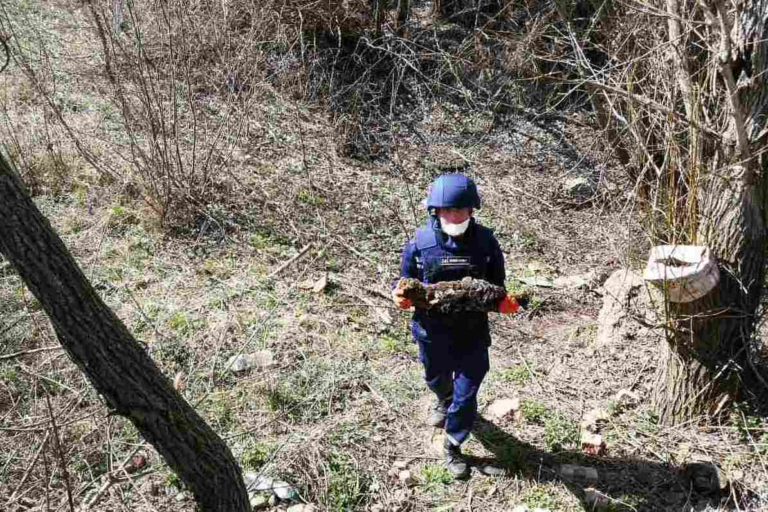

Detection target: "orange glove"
[498, 295, 521, 314]
[392, 289, 413, 310]
[396, 297, 413, 310]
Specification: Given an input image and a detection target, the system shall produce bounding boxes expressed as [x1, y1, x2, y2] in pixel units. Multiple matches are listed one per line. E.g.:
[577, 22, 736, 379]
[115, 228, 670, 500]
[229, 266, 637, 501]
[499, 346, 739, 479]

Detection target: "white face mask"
[441, 218, 470, 237]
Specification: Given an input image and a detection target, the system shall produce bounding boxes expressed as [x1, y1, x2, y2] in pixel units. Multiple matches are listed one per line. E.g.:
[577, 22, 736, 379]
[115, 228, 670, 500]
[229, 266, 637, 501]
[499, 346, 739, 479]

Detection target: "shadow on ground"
[469, 417, 744, 512]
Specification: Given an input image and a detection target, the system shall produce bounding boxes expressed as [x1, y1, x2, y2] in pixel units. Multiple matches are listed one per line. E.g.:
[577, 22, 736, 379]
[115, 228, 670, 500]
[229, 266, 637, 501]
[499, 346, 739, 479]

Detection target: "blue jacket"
[399, 217, 505, 346]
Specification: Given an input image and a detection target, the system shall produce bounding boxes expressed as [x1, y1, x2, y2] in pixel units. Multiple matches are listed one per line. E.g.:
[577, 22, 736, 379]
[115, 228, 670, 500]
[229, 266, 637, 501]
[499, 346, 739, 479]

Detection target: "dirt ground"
[1, 1, 767, 512]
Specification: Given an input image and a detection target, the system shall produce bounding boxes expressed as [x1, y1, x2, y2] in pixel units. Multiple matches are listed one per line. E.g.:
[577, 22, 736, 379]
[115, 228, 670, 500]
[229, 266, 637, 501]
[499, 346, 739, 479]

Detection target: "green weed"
[167, 311, 201, 336]
[420, 464, 453, 490]
[328, 422, 370, 447]
[520, 400, 549, 424]
[635, 411, 660, 437]
[152, 339, 192, 373]
[108, 205, 138, 229]
[297, 189, 326, 207]
[264, 359, 366, 423]
[523, 485, 560, 509]
[241, 441, 274, 471]
[377, 334, 415, 356]
[202, 392, 235, 431]
[499, 365, 532, 385]
[326, 453, 370, 511]
[543, 414, 579, 452]
[509, 230, 539, 251]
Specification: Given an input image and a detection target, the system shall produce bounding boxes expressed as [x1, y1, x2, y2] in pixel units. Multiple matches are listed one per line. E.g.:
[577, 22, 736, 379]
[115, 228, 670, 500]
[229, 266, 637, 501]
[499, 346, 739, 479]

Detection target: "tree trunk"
[0, 153, 249, 511]
[652, 0, 768, 424]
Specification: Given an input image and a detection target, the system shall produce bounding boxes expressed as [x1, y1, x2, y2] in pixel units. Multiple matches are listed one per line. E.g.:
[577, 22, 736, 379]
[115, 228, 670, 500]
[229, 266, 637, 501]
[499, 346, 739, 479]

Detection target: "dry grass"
[1, 1, 768, 511]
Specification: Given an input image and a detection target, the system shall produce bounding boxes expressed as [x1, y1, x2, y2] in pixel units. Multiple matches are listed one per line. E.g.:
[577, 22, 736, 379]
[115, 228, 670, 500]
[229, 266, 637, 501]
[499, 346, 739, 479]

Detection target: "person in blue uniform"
[392, 174, 514, 479]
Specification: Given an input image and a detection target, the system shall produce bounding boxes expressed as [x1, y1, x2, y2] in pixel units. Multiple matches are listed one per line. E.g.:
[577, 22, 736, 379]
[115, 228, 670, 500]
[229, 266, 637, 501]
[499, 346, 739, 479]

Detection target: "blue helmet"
[426, 174, 481, 210]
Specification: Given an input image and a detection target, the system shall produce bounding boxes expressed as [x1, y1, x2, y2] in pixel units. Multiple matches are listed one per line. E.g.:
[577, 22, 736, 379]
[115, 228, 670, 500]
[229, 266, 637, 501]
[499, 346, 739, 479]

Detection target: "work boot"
[443, 438, 470, 479]
[427, 397, 451, 428]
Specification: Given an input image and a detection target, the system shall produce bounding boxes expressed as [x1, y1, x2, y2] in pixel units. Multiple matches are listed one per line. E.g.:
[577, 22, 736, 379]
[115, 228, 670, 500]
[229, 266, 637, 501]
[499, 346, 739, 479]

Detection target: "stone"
[477, 464, 506, 476]
[581, 408, 609, 433]
[584, 487, 612, 509]
[596, 269, 662, 347]
[393, 460, 408, 469]
[244, 473, 274, 492]
[398, 470, 415, 487]
[227, 351, 275, 373]
[562, 176, 596, 201]
[612, 389, 640, 410]
[250, 494, 270, 510]
[485, 398, 521, 420]
[516, 276, 554, 288]
[273, 480, 300, 501]
[580, 432, 607, 456]
[560, 464, 599, 484]
[311, 274, 328, 294]
[287, 505, 316, 512]
[684, 462, 727, 494]
[173, 371, 186, 391]
[553, 270, 605, 290]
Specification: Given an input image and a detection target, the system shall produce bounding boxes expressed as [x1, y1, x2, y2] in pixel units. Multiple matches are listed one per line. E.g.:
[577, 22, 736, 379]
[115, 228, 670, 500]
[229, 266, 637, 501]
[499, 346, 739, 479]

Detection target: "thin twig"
[0, 345, 62, 361]
[267, 244, 312, 278]
[45, 392, 75, 512]
[5, 431, 50, 507]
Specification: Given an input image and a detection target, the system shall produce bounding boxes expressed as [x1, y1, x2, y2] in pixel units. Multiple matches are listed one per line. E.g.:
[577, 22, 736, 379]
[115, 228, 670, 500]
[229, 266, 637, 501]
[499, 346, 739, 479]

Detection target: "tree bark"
[0, 153, 249, 511]
[652, 0, 768, 424]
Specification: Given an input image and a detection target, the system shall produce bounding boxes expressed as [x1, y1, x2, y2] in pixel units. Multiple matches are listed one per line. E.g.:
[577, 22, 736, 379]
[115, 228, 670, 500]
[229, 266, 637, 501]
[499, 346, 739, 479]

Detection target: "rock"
[173, 371, 186, 392]
[553, 270, 606, 290]
[477, 464, 506, 476]
[227, 351, 275, 373]
[311, 274, 328, 294]
[684, 462, 727, 494]
[512, 506, 551, 512]
[584, 487, 612, 510]
[580, 432, 607, 456]
[485, 398, 521, 420]
[393, 460, 408, 469]
[174, 491, 188, 502]
[560, 464, 599, 484]
[244, 473, 274, 492]
[250, 494, 270, 510]
[398, 470, 415, 487]
[268, 494, 278, 506]
[581, 408, 609, 433]
[516, 276, 554, 288]
[612, 389, 640, 411]
[392, 488, 410, 502]
[596, 269, 662, 347]
[562, 176, 596, 201]
[287, 505, 316, 512]
[273, 480, 300, 501]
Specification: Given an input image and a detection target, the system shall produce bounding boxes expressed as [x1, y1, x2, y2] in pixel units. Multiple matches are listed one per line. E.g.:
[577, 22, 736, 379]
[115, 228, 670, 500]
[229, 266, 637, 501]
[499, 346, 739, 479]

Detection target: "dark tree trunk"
[0, 153, 249, 511]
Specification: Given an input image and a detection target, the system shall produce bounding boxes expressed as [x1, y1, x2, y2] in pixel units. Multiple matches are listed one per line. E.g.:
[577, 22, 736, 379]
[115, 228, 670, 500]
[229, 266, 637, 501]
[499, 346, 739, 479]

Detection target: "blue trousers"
[418, 340, 489, 445]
